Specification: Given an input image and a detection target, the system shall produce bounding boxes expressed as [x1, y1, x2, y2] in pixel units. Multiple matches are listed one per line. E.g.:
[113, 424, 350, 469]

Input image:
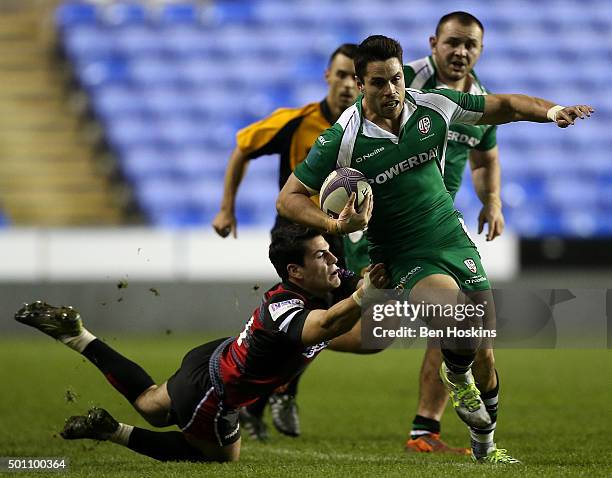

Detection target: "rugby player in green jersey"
[277, 35, 592, 463]
[403, 12, 503, 455]
[345, 14, 502, 454]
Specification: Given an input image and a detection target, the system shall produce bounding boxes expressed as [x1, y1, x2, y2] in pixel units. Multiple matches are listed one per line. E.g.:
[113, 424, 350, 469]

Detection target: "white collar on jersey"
[430, 56, 485, 95]
[361, 97, 417, 144]
[435, 77, 483, 95]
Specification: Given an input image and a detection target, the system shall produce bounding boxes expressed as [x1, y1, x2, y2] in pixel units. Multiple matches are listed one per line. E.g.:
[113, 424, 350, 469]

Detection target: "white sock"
[109, 423, 134, 446]
[447, 367, 474, 384]
[60, 328, 96, 353]
[470, 428, 495, 456]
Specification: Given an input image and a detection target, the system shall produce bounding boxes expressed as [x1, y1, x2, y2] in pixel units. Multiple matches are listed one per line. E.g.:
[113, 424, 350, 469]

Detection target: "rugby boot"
[61, 408, 118, 441]
[238, 407, 268, 441]
[269, 393, 300, 437]
[473, 446, 521, 464]
[405, 433, 471, 455]
[15, 301, 82, 340]
[439, 363, 491, 428]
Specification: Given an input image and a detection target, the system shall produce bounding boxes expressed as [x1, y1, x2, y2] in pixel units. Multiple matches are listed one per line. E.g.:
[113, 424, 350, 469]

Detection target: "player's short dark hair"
[269, 225, 322, 281]
[354, 35, 403, 81]
[328, 43, 359, 65]
[435, 11, 484, 37]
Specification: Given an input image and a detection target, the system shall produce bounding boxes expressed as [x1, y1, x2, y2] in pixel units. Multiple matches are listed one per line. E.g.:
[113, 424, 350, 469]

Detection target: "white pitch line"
[258, 447, 475, 467]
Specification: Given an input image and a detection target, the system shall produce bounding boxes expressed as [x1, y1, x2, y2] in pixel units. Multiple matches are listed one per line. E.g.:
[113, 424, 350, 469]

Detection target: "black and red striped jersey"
[216, 269, 359, 408]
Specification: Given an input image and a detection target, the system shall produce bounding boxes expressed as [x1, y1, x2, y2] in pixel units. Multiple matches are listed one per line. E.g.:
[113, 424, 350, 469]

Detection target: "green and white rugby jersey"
[404, 56, 497, 199]
[294, 89, 485, 259]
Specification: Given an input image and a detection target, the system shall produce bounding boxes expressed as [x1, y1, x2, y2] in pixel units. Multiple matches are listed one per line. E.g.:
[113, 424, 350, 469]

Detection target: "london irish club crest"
[418, 115, 431, 134]
[463, 259, 478, 274]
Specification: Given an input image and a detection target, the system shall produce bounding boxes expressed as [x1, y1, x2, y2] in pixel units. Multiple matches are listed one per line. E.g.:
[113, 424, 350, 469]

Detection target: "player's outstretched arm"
[300, 264, 387, 345]
[470, 147, 504, 241]
[212, 146, 250, 238]
[479, 94, 594, 128]
[277, 174, 372, 235]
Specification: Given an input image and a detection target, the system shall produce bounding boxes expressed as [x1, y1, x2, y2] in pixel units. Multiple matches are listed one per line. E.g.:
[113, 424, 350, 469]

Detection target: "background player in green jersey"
[277, 35, 592, 463]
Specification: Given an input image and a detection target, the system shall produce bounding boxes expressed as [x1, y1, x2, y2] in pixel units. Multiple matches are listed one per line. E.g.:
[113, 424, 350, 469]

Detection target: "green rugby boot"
[15, 301, 82, 340]
[473, 446, 521, 464]
[439, 363, 491, 428]
[61, 408, 118, 441]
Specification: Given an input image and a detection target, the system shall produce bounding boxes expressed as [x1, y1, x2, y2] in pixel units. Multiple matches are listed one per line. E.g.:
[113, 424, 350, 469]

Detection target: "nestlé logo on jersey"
[463, 259, 478, 274]
[355, 146, 385, 163]
[418, 115, 432, 134]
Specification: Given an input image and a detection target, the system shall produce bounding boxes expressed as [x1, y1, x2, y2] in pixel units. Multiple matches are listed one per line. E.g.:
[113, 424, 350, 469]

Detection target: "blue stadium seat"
[155, 116, 208, 147]
[453, 184, 479, 213]
[113, 26, 163, 57]
[545, 178, 598, 209]
[63, 26, 113, 61]
[130, 57, 182, 87]
[146, 207, 206, 227]
[506, 206, 563, 237]
[77, 58, 129, 90]
[560, 209, 598, 237]
[56, 1, 98, 29]
[101, 2, 147, 27]
[134, 178, 192, 215]
[143, 87, 195, 117]
[156, 2, 200, 26]
[188, 179, 224, 213]
[120, 147, 177, 182]
[57, 0, 612, 235]
[595, 212, 612, 235]
[161, 27, 217, 57]
[173, 148, 227, 179]
[93, 86, 147, 119]
[106, 116, 159, 149]
[208, 1, 257, 25]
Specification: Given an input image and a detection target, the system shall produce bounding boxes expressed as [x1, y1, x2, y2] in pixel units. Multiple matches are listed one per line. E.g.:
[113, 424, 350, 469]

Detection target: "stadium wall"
[0, 227, 518, 333]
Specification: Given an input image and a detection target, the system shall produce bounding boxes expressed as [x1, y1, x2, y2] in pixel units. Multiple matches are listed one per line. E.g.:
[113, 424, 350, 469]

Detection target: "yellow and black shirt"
[236, 99, 335, 191]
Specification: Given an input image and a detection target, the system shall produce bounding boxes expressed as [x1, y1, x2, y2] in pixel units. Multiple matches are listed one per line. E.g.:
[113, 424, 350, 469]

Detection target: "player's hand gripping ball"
[319, 168, 372, 218]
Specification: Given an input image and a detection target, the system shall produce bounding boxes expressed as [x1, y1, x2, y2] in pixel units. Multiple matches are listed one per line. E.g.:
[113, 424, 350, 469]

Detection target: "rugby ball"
[319, 167, 372, 218]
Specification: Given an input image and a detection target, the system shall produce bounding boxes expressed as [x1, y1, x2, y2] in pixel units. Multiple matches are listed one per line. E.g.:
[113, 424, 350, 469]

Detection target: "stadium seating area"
[56, 0, 612, 236]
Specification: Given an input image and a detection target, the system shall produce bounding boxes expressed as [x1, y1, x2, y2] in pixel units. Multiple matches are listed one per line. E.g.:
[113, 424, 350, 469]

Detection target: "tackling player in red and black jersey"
[15, 222, 386, 463]
[212, 43, 359, 440]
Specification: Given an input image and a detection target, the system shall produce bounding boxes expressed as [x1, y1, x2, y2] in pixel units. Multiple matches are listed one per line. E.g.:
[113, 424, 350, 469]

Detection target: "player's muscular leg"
[410, 273, 463, 332]
[133, 382, 173, 427]
[467, 289, 497, 393]
[472, 348, 496, 392]
[185, 435, 241, 462]
[410, 274, 460, 301]
[415, 347, 448, 421]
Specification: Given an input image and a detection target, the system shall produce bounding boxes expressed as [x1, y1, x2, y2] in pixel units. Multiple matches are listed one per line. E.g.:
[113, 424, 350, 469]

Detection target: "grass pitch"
[1, 334, 610, 477]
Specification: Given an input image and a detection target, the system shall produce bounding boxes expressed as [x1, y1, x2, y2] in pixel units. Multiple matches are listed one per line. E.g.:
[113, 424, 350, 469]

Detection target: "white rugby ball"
[319, 167, 372, 218]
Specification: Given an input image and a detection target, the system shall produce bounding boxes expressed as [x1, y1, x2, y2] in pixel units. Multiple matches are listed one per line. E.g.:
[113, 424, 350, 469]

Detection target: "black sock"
[481, 370, 499, 424]
[246, 395, 269, 417]
[81, 339, 155, 403]
[441, 349, 475, 374]
[285, 371, 303, 397]
[127, 428, 207, 462]
[410, 414, 440, 438]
